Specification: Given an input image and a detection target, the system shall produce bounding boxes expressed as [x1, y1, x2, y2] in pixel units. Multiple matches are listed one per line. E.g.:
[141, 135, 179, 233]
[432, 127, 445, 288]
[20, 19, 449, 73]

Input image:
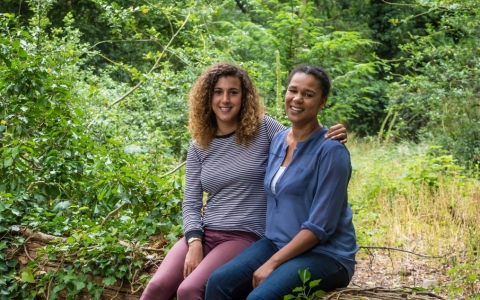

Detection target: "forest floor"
[350, 248, 474, 300]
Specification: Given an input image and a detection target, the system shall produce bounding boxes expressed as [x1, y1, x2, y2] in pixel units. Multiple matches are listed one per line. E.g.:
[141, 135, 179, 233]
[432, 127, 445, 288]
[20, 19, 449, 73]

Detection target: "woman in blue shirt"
[205, 64, 358, 299]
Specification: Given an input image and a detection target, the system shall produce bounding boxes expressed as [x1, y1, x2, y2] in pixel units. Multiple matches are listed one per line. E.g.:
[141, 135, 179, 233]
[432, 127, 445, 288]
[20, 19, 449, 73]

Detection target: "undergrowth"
[349, 138, 480, 299]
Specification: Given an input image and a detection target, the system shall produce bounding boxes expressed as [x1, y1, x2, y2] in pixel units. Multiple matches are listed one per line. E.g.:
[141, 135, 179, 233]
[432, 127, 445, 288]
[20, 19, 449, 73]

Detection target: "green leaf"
[53, 201, 71, 212]
[102, 276, 116, 286]
[18, 47, 28, 58]
[0, 54, 11, 68]
[292, 286, 303, 292]
[11, 146, 19, 159]
[309, 279, 321, 288]
[298, 269, 311, 284]
[73, 280, 86, 290]
[4, 157, 13, 167]
[21, 269, 35, 283]
[283, 295, 295, 300]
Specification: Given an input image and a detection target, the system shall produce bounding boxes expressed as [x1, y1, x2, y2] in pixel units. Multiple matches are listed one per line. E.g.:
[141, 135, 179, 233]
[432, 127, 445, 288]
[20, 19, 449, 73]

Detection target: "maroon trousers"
[140, 229, 259, 300]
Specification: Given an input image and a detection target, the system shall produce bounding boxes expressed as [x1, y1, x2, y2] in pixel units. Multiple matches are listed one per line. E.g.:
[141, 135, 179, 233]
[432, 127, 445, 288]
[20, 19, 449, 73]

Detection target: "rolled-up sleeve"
[301, 146, 351, 243]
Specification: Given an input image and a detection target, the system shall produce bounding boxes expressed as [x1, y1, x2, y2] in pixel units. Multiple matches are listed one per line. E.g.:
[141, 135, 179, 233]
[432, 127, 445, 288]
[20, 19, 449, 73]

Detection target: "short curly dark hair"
[188, 63, 264, 148]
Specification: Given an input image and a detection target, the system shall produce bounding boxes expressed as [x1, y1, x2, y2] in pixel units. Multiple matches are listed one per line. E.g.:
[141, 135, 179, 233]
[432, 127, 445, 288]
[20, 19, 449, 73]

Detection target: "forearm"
[267, 229, 319, 268]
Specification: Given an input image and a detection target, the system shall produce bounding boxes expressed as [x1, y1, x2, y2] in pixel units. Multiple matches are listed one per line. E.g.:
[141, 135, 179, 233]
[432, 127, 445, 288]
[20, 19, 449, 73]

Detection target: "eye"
[305, 93, 313, 98]
[214, 90, 222, 95]
[230, 90, 238, 95]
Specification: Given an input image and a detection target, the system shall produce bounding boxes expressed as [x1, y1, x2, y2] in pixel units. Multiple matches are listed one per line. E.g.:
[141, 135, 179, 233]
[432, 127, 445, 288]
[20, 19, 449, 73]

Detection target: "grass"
[347, 138, 480, 298]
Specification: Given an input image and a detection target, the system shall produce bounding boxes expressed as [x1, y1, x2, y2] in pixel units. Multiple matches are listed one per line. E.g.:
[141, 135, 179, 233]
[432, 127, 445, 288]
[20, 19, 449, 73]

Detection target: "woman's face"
[211, 76, 243, 131]
[284, 72, 326, 126]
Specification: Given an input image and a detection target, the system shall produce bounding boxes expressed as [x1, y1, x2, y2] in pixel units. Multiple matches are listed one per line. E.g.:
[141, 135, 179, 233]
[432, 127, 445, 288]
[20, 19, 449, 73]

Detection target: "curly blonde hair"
[188, 63, 264, 148]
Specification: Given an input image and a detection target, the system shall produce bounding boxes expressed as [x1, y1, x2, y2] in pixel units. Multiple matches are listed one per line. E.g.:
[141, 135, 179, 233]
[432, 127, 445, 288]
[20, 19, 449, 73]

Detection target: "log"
[2, 227, 445, 300]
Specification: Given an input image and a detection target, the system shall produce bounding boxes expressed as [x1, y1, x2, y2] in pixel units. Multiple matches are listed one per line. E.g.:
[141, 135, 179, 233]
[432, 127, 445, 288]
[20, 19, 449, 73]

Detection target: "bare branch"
[101, 202, 129, 226]
[359, 246, 450, 259]
[159, 161, 186, 179]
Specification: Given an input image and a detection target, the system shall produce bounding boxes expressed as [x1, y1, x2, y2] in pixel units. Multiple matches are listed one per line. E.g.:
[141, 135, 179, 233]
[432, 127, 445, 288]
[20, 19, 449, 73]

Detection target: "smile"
[290, 106, 303, 112]
[219, 107, 232, 112]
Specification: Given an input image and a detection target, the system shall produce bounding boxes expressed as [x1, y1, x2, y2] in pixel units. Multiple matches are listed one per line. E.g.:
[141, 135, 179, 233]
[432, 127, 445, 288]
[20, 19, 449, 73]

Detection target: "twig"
[101, 202, 129, 226]
[6, 236, 31, 259]
[381, 0, 418, 7]
[23, 244, 34, 262]
[359, 246, 449, 259]
[46, 256, 64, 300]
[159, 161, 186, 178]
[27, 181, 46, 191]
[111, 278, 124, 300]
[142, 247, 164, 252]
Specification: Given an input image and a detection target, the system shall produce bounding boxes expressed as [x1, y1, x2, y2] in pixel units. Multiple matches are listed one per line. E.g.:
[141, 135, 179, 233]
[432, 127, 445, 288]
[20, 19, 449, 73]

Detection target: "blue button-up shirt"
[264, 126, 358, 280]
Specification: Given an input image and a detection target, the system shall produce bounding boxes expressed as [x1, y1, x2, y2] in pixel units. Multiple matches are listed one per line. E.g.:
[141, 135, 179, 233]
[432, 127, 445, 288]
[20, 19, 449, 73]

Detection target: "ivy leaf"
[21, 269, 35, 283]
[102, 276, 116, 286]
[53, 200, 71, 212]
[73, 280, 86, 290]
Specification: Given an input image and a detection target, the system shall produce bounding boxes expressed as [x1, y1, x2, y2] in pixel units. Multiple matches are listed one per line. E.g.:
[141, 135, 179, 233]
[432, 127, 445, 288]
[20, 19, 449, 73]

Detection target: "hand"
[183, 241, 203, 278]
[252, 262, 276, 289]
[325, 124, 347, 144]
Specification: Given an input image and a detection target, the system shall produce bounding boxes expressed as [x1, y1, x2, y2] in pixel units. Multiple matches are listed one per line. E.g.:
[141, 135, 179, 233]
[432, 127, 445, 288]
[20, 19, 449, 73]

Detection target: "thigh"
[140, 237, 188, 300]
[180, 235, 259, 296]
[247, 252, 349, 300]
[205, 238, 278, 300]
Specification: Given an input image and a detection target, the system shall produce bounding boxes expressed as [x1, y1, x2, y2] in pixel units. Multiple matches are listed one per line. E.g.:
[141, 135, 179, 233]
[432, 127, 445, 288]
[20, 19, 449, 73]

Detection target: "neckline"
[215, 131, 236, 138]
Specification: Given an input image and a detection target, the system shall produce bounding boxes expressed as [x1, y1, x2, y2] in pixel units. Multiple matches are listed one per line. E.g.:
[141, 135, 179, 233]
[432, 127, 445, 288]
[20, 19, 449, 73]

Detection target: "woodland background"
[0, 0, 479, 299]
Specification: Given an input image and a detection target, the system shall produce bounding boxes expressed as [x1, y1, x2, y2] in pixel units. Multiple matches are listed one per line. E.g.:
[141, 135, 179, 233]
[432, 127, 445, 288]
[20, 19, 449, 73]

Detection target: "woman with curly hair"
[140, 63, 347, 300]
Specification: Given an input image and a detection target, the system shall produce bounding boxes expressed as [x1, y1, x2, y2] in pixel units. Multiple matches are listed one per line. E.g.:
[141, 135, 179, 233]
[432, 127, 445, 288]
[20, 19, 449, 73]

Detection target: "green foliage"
[1, 0, 480, 298]
[443, 263, 480, 298]
[284, 269, 324, 300]
[400, 145, 465, 189]
[385, 0, 480, 168]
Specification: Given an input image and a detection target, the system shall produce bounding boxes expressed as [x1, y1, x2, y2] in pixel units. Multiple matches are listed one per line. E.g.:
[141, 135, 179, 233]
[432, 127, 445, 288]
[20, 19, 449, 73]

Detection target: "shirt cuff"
[185, 230, 204, 244]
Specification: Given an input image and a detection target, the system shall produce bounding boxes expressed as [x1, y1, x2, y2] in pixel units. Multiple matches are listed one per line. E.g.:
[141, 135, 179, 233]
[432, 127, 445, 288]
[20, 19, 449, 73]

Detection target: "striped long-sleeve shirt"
[182, 116, 285, 240]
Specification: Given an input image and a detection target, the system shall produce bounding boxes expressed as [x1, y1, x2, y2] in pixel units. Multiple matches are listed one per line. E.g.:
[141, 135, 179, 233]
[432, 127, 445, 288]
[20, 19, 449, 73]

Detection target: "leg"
[176, 230, 259, 300]
[247, 252, 350, 300]
[140, 237, 189, 300]
[205, 238, 278, 300]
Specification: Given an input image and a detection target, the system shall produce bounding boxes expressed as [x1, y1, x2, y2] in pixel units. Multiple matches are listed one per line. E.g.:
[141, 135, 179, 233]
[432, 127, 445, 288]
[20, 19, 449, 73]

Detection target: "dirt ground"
[350, 248, 478, 300]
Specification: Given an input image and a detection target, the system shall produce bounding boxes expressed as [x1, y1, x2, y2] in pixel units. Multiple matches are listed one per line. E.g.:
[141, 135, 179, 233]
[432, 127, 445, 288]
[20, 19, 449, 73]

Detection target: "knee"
[204, 268, 232, 298]
[176, 280, 205, 300]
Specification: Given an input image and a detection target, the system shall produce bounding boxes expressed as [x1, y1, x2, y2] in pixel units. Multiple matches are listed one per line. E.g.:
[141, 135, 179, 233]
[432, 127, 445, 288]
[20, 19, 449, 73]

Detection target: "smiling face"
[211, 76, 243, 134]
[284, 72, 327, 126]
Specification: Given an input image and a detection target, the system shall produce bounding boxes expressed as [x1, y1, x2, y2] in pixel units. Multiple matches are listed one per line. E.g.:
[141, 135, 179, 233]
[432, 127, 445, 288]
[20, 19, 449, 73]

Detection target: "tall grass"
[348, 138, 480, 296]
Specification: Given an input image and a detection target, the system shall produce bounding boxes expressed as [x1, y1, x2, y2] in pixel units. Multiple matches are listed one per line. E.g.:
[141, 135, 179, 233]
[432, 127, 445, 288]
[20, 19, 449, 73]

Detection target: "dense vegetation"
[0, 0, 479, 299]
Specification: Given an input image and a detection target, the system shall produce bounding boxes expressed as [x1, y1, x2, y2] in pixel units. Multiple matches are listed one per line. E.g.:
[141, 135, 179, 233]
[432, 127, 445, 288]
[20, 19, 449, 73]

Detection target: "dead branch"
[159, 161, 186, 178]
[359, 246, 449, 259]
[101, 202, 129, 226]
[323, 287, 445, 300]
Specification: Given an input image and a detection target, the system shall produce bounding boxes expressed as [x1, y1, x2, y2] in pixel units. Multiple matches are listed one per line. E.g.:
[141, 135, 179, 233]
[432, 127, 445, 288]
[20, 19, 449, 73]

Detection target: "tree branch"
[159, 161, 186, 178]
[359, 246, 449, 259]
[101, 202, 129, 226]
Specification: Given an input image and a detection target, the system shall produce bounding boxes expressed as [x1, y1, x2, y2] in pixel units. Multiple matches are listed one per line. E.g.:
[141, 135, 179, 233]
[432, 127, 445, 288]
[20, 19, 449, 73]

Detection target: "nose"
[221, 91, 230, 102]
[293, 94, 303, 103]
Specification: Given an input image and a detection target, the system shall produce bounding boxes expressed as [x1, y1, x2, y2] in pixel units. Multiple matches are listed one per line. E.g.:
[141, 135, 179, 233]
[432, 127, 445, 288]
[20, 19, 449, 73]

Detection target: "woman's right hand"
[183, 241, 203, 278]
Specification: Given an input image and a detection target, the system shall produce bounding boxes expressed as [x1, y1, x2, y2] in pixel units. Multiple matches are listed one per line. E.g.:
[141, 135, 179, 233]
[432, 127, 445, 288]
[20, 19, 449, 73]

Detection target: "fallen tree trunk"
[2, 226, 445, 300]
[321, 287, 445, 299]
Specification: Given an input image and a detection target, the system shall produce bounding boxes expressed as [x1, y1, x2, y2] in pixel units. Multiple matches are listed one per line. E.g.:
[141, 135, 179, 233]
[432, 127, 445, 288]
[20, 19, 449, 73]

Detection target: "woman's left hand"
[325, 124, 347, 144]
[252, 262, 277, 289]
